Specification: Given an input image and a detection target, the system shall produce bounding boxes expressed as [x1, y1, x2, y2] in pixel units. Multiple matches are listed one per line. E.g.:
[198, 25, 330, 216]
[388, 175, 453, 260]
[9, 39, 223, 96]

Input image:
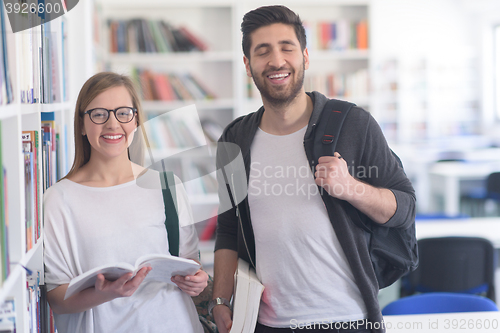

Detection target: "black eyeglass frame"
[83, 106, 138, 125]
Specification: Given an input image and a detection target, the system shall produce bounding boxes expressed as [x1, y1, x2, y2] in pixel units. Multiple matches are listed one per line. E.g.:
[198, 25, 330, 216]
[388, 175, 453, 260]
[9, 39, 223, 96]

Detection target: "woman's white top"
[43, 169, 203, 333]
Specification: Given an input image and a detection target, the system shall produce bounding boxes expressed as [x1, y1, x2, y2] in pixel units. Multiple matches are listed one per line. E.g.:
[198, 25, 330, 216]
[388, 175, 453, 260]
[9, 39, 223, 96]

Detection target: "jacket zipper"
[231, 173, 256, 270]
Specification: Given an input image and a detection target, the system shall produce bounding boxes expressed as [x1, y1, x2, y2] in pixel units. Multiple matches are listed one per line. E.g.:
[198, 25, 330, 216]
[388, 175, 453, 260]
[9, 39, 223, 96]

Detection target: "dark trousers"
[255, 320, 373, 333]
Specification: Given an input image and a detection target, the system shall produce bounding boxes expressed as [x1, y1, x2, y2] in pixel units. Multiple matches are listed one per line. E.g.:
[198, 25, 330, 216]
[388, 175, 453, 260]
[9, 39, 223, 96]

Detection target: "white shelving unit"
[369, 0, 481, 145]
[0, 15, 75, 332]
[97, 1, 237, 235]
[0, 0, 97, 327]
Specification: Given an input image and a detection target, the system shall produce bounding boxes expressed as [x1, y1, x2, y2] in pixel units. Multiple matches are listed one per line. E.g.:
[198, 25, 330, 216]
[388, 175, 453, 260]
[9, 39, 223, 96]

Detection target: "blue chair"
[415, 213, 469, 221]
[400, 237, 497, 302]
[461, 172, 500, 216]
[382, 292, 499, 315]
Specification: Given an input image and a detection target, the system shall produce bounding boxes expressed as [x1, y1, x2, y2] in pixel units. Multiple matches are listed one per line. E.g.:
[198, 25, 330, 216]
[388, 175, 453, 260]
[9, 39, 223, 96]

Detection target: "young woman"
[43, 72, 208, 333]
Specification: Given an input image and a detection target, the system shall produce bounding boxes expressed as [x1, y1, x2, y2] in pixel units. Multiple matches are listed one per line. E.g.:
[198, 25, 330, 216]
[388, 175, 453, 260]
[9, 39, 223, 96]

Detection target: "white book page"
[135, 253, 200, 283]
[65, 262, 134, 300]
[65, 254, 200, 300]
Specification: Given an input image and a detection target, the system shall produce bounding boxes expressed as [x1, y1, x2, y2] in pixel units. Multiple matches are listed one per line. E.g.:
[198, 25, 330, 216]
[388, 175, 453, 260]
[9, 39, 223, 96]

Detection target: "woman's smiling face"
[81, 85, 137, 161]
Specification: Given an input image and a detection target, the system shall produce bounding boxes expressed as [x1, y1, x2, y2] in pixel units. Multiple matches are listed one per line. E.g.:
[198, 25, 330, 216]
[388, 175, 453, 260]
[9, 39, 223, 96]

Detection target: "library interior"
[2, 0, 500, 331]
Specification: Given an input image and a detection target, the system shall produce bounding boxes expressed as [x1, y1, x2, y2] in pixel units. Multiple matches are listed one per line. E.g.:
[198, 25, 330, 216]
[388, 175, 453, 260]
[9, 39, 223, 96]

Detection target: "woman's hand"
[95, 266, 152, 299]
[171, 269, 209, 296]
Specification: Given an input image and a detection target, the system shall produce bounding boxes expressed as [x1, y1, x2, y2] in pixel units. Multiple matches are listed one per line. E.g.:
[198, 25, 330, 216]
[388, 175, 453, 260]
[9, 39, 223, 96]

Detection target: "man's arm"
[315, 153, 397, 224]
[212, 249, 238, 333]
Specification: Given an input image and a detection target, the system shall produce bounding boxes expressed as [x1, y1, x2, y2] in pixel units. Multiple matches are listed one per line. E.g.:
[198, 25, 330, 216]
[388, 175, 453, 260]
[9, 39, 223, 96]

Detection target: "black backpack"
[312, 99, 419, 289]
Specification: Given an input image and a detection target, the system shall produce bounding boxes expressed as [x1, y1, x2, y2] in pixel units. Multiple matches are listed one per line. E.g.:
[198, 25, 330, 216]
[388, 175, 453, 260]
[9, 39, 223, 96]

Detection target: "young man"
[211, 5, 415, 333]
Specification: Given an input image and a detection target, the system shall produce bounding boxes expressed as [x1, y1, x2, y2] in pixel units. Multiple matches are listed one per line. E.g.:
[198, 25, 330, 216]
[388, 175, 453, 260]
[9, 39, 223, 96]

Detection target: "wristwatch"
[208, 297, 231, 316]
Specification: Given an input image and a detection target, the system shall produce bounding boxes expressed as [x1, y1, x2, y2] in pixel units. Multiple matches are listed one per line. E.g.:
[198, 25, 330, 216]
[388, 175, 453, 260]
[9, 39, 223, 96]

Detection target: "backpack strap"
[313, 99, 355, 166]
[313, 99, 373, 233]
[161, 171, 179, 257]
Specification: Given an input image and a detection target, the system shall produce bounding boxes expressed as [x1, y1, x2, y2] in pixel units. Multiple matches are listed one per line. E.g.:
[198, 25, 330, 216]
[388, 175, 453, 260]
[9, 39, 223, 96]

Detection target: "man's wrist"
[208, 297, 231, 316]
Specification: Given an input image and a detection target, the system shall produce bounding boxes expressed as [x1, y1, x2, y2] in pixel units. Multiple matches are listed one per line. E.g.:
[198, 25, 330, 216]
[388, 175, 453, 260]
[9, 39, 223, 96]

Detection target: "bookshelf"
[0, 5, 74, 332]
[97, 0, 236, 246]
[97, 1, 371, 244]
[369, 0, 481, 145]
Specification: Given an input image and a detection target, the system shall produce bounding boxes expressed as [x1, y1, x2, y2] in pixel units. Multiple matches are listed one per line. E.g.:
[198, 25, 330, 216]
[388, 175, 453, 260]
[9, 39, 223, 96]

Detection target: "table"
[415, 217, 500, 248]
[391, 145, 500, 214]
[428, 162, 500, 216]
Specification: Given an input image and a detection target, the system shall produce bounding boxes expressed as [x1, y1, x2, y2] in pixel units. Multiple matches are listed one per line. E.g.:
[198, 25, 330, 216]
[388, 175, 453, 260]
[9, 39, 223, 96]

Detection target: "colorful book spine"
[134, 68, 216, 101]
[109, 18, 208, 53]
[22, 131, 41, 250]
[0, 299, 16, 332]
[0, 122, 9, 284]
[311, 19, 369, 51]
[0, 2, 13, 104]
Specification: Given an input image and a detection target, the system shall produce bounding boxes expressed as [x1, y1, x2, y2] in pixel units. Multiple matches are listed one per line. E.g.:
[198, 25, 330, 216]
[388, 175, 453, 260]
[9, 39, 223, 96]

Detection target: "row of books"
[145, 113, 207, 150]
[144, 110, 225, 152]
[0, 0, 14, 105]
[27, 272, 56, 333]
[303, 69, 369, 99]
[5, 16, 68, 105]
[40, 114, 62, 191]
[132, 68, 216, 102]
[22, 131, 41, 253]
[0, 123, 10, 287]
[151, 159, 217, 197]
[0, 299, 15, 332]
[305, 19, 369, 51]
[109, 18, 208, 53]
[22, 19, 66, 104]
[183, 162, 217, 196]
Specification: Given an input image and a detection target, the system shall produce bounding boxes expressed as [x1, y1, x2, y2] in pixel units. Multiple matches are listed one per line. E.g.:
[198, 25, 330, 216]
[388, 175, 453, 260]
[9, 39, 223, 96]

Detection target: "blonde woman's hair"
[63, 72, 145, 180]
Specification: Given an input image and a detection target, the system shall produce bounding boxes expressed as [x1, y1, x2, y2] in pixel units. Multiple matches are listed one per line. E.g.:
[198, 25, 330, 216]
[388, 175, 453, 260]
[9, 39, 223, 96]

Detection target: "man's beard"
[250, 60, 305, 108]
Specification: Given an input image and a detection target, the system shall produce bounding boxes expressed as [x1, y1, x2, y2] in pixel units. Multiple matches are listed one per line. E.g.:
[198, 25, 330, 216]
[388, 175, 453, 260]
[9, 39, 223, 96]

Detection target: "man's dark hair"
[241, 5, 307, 59]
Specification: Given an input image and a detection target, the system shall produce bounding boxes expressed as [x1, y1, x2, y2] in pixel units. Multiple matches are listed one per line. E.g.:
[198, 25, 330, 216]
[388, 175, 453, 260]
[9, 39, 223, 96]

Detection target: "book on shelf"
[0, 2, 13, 105]
[0, 166, 8, 286]
[26, 271, 55, 333]
[64, 254, 201, 300]
[200, 119, 224, 143]
[306, 19, 369, 51]
[303, 69, 369, 100]
[177, 26, 208, 51]
[230, 259, 265, 333]
[108, 18, 208, 53]
[62, 17, 69, 101]
[0, 299, 15, 332]
[22, 131, 41, 252]
[0, 122, 10, 285]
[144, 111, 211, 150]
[133, 68, 216, 102]
[23, 149, 35, 251]
[191, 162, 217, 194]
[35, 20, 66, 104]
[40, 114, 60, 191]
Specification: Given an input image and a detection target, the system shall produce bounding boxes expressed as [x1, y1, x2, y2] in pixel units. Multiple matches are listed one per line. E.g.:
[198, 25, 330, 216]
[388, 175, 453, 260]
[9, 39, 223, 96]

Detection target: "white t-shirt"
[248, 126, 367, 327]
[43, 169, 203, 333]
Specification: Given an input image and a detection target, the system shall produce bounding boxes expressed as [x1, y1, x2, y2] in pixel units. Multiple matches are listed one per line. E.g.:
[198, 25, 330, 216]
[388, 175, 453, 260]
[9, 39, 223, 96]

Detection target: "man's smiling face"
[244, 23, 309, 107]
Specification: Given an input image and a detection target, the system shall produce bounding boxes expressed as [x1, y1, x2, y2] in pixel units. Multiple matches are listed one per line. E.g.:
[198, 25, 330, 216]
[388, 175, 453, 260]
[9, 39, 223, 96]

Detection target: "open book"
[64, 254, 200, 300]
[230, 259, 265, 333]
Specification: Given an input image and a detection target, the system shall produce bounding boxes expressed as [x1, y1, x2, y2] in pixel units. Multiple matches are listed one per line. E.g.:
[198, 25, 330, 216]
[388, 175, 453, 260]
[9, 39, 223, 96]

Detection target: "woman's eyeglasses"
[84, 107, 137, 125]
